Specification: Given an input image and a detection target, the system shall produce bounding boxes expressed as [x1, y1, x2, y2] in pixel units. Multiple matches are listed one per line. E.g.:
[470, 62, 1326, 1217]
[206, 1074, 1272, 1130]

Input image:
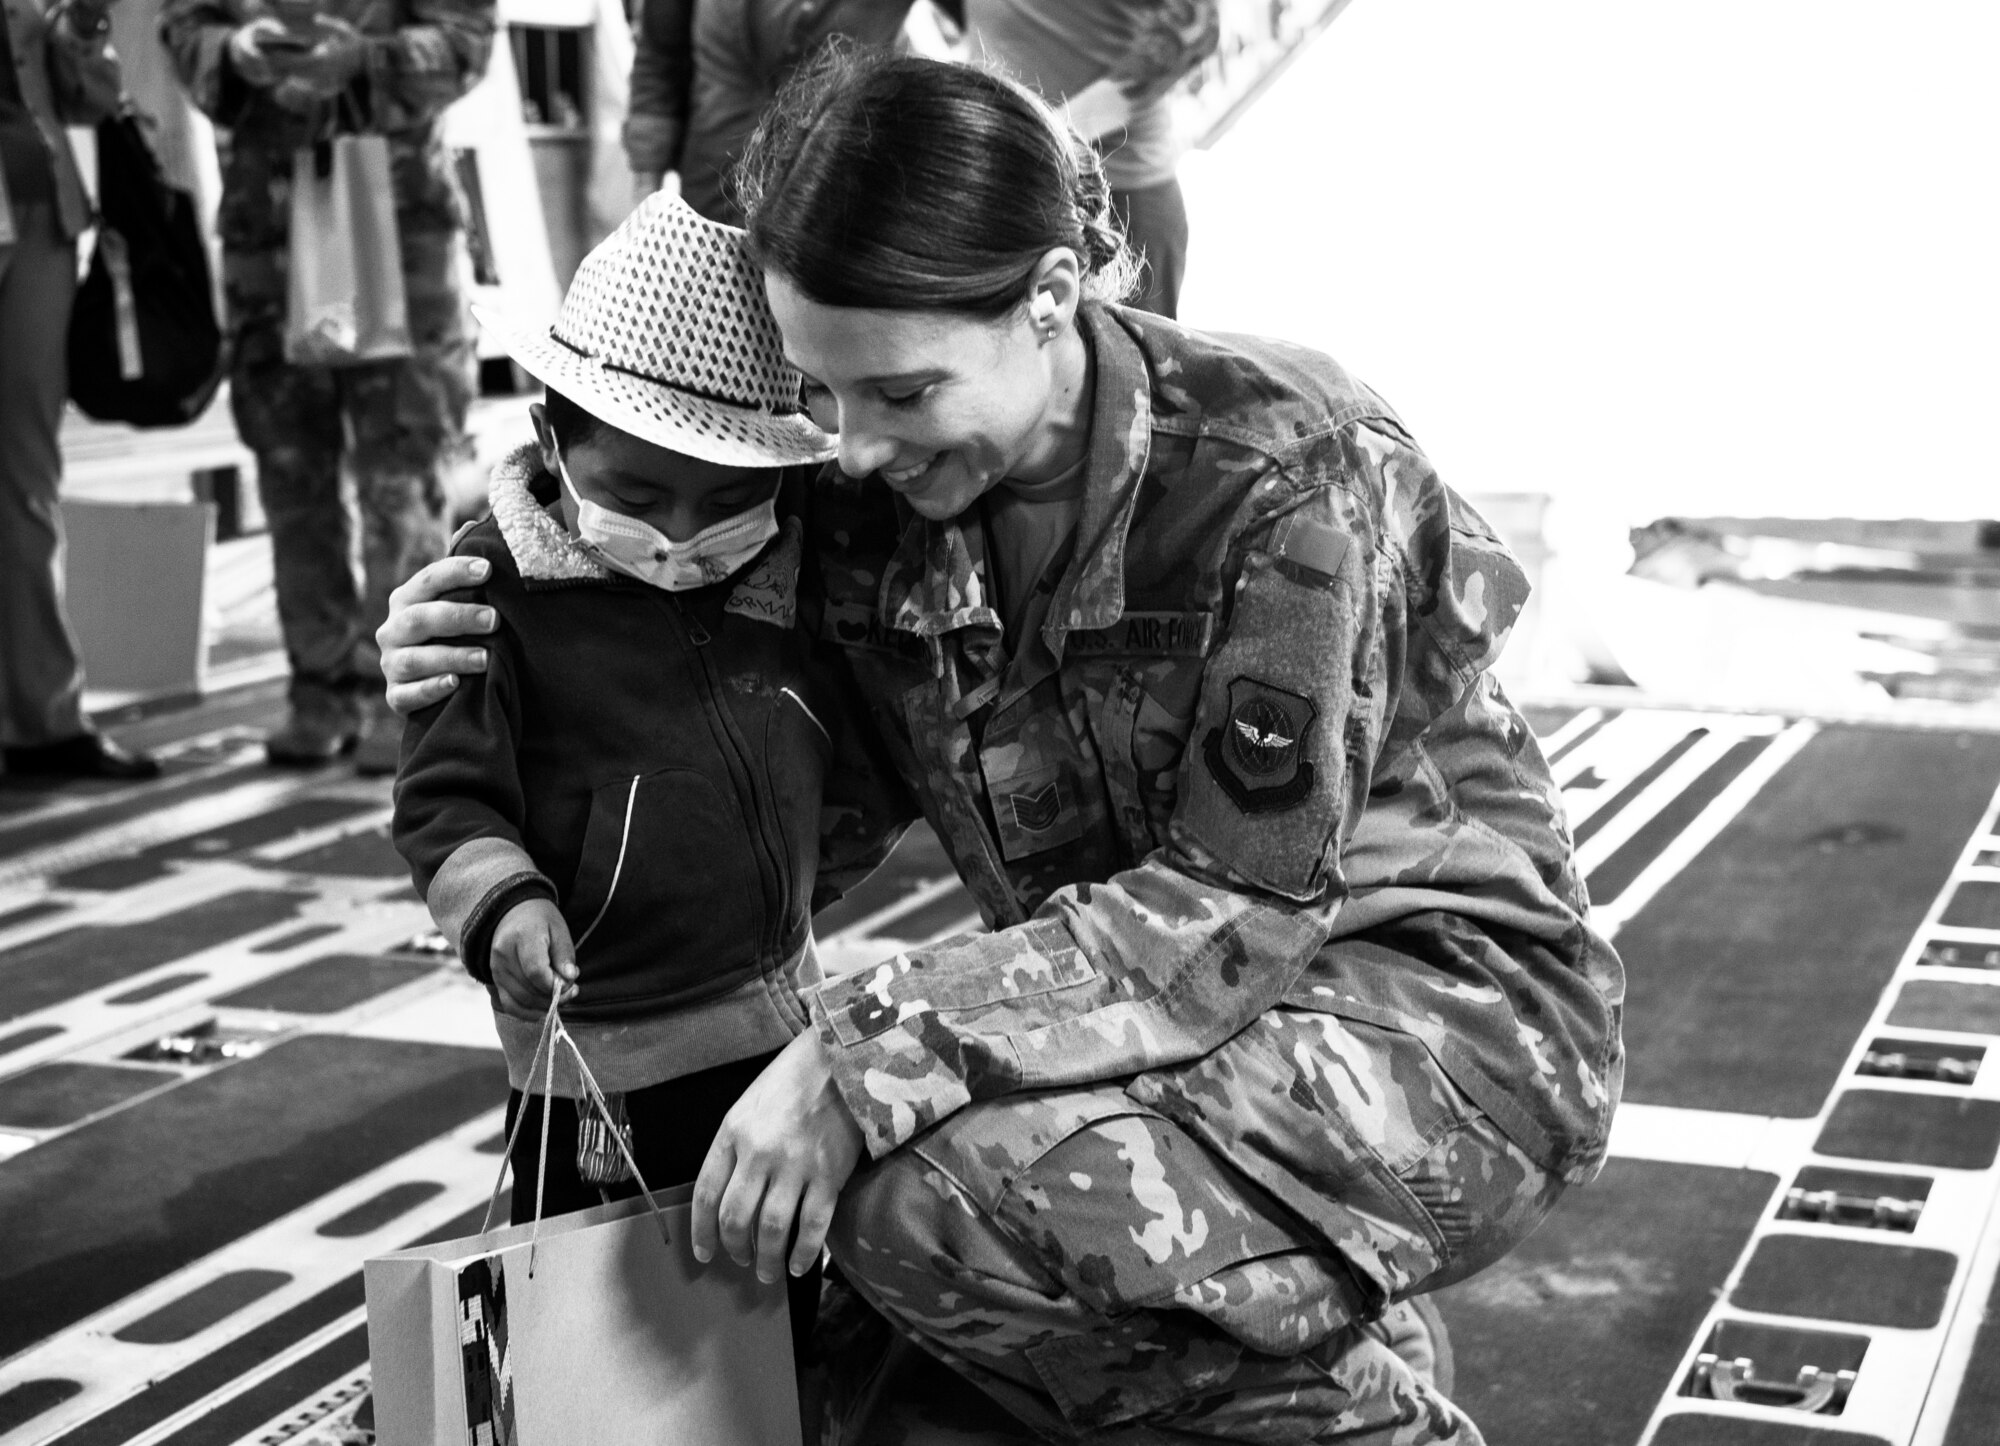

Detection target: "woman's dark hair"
[734, 48, 1138, 316]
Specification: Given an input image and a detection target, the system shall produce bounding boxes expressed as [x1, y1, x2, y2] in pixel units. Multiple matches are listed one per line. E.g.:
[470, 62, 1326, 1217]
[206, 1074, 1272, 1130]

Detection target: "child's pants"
[504, 1049, 822, 1362]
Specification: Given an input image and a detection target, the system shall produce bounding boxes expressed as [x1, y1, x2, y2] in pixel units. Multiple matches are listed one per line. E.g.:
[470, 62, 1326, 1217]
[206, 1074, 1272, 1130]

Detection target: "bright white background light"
[1181, 0, 2000, 527]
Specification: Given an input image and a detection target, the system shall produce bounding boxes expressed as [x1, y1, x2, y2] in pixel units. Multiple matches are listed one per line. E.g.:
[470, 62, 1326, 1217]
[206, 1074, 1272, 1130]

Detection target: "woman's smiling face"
[764, 271, 1080, 521]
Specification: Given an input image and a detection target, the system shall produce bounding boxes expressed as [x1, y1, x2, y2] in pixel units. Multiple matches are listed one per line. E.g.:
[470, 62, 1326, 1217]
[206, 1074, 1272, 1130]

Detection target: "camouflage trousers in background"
[829, 1013, 1564, 1444]
[226, 227, 475, 708]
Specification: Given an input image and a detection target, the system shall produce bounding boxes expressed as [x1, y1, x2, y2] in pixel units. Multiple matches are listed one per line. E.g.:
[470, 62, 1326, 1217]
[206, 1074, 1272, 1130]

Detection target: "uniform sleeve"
[810, 645, 921, 916]
[809, 424, 1526, 1158]
[390, 586, 552, 984]
[1106, 0, 1220, 103]
[158, 0, 251, 124]
[621, 0, 692, 176]
[45, 2, 123, 125]
[362, 0, 496, 133]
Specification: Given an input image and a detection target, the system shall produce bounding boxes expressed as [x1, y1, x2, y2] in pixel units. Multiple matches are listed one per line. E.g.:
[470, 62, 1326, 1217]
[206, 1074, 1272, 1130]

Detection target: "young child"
[392, 193, 874, 1345]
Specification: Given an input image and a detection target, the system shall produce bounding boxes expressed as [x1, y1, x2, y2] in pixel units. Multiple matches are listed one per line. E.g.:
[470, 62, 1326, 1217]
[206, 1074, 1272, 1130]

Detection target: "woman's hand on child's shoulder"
[489, 898, 580, 1017]
[378, 556, 500, 716]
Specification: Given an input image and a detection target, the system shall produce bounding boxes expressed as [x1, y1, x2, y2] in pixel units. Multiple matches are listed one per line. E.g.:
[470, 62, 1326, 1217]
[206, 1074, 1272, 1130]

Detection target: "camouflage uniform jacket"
[158, 0, 494, 257]
[805, 302, 1625, 1186]
[4, 0, 123, 239]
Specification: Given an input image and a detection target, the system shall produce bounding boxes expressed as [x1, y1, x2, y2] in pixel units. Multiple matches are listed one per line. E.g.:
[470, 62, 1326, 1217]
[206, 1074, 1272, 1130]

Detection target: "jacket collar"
[485, 443, 802, 628]
[488, 444, 611, 582]
[879, 302, 1153, 646]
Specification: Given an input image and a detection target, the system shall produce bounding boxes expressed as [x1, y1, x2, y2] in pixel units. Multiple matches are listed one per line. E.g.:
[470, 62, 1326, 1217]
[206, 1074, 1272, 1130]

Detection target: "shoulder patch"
[1269, 511, 1354, 591]
[1202, 677, 1318, 812]
[723, 519, 801, 629]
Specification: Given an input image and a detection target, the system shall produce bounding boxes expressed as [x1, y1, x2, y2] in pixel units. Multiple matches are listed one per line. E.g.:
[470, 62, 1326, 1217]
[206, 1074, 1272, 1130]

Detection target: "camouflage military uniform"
[159, 0, 491, 727]
[802, 303, 1625, 1442]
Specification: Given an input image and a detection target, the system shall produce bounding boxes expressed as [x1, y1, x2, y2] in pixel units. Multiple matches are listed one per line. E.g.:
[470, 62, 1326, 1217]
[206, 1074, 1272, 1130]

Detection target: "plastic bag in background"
[285, 134, 412, 366]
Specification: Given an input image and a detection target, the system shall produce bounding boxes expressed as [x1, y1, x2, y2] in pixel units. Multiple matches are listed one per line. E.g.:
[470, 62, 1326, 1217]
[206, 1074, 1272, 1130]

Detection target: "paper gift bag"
[366, 1001, 800, 1446]
[366, 1189, 800, 1446]
[285, 134, 413, 365]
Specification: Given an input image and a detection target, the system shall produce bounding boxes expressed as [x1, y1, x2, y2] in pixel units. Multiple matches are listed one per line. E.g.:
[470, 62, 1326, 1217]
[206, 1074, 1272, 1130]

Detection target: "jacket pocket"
[563, 767, 770, 1010]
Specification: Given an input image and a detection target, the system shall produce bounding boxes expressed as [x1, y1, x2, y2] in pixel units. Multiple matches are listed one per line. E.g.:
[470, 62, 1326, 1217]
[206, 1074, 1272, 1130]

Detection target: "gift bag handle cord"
[480, 996, 674, 1262]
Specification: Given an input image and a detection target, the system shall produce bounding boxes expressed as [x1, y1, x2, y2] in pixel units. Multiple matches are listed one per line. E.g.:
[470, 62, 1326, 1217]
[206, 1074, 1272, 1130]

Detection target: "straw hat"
[473, 193, 835, 468]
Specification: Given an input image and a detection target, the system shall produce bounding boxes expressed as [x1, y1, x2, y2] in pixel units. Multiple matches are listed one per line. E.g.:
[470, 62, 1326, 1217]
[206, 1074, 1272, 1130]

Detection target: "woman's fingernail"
[469, 559, 490, 578]
[476, 608, 496, 629]
[692, 1246, 711, 1263]
[440, 675, 459, 690]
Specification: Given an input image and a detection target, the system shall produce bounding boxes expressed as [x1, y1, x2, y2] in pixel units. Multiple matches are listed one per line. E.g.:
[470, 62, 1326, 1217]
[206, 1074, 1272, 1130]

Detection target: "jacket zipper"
[663, 594, 790, 959]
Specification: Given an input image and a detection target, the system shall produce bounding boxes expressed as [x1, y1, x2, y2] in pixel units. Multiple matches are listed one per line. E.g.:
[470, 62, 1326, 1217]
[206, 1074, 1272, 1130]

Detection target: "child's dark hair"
[541, 388, 604, 452]
[734, 48, 1137, 317]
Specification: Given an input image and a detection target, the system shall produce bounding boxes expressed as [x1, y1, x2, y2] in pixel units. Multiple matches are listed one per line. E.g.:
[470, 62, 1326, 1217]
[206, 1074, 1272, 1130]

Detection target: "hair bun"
[1065, 136, 1140, 302]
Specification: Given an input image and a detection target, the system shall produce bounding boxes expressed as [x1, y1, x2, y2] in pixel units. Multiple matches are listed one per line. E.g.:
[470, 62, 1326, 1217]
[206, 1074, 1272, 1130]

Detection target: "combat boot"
[265, 681, 361, 766]
[351, 695, 404, 778]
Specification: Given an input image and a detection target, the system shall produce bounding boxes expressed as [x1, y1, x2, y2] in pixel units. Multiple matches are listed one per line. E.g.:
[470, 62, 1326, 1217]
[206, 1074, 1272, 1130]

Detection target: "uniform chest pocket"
[564, 768, 770, 1004]
[1092, 662, 1201, 852]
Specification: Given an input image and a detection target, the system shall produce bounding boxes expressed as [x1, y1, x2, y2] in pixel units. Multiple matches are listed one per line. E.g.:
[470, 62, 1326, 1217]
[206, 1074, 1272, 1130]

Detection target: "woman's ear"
[529, 402, 561, 477]
[1026, 247, 1084, 338]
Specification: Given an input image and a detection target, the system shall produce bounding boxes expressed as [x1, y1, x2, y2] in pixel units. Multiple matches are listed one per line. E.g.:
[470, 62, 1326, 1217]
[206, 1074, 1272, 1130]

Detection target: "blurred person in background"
[158, 0, 494, 773]
[623, 0, 924, 223]
[965, 0, 1216, 316]
[0, 0, 161, 782]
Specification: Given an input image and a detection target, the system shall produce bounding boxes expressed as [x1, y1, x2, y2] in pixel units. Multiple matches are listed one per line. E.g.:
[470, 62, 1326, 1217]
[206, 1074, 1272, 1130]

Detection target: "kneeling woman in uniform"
[379, 49, 1624, 1446]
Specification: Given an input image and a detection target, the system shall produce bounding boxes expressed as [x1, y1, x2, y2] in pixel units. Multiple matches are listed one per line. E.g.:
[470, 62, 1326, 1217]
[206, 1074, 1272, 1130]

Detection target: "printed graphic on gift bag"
[457, 1258, 516, 1446]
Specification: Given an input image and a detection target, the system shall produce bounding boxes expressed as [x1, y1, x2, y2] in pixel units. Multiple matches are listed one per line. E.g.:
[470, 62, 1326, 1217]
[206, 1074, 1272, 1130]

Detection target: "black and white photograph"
[0, 2, 1994, 1443]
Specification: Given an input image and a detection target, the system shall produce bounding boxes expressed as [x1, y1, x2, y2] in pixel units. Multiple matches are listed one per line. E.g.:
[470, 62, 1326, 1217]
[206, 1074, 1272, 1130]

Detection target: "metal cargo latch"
[1919, 940, 2000, 970]
[394, 928, 456, 959]
[1777, 1186, 1924, 1231]
[127, 1017, 287, 1066]
[1691, 1353, 1856, 1414]
[1857, 1049, 1979, 1084]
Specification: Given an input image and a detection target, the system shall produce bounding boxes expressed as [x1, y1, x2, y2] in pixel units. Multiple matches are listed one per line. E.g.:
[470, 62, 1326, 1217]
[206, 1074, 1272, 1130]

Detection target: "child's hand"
[489, 898, 579, 1017]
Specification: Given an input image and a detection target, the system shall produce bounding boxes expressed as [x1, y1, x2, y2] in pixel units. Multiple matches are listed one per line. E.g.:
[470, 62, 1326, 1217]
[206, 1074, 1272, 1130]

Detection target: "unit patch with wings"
[1202, 677, 1319, 813]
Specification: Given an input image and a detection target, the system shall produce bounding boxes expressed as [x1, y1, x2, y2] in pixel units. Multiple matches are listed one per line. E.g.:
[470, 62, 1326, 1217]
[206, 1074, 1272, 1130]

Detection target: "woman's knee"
[828, 1145, 1069, 1348]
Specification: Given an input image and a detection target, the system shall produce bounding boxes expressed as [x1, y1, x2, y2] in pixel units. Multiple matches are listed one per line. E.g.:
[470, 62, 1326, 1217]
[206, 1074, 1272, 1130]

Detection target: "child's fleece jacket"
[393, 446, 898, 1093]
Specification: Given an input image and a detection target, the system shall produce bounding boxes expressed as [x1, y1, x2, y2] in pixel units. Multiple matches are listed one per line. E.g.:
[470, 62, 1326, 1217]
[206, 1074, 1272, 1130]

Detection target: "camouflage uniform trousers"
[829, 1012, 1564, 1444]
[227, 226, 475, 710]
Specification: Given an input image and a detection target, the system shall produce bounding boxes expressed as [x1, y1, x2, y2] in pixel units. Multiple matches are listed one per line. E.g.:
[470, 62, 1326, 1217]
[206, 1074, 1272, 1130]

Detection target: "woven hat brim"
[474, 304, 836, 469]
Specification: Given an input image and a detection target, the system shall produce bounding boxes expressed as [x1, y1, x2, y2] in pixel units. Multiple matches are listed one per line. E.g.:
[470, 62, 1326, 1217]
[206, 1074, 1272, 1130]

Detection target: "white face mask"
[557, 451, 779, 592]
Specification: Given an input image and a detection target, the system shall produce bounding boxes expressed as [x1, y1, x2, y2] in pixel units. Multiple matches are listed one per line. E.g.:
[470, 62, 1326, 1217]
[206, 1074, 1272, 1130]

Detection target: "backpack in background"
[67, 109, 225, 428]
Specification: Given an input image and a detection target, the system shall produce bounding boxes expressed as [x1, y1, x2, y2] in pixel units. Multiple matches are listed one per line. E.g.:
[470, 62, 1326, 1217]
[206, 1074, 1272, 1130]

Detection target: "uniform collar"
[880, 302, 1153, 645]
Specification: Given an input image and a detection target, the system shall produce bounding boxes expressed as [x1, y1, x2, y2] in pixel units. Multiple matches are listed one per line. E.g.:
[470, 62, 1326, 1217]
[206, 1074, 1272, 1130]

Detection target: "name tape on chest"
[819, 599, 904, 652]
[1065, 611, 1216, 659]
